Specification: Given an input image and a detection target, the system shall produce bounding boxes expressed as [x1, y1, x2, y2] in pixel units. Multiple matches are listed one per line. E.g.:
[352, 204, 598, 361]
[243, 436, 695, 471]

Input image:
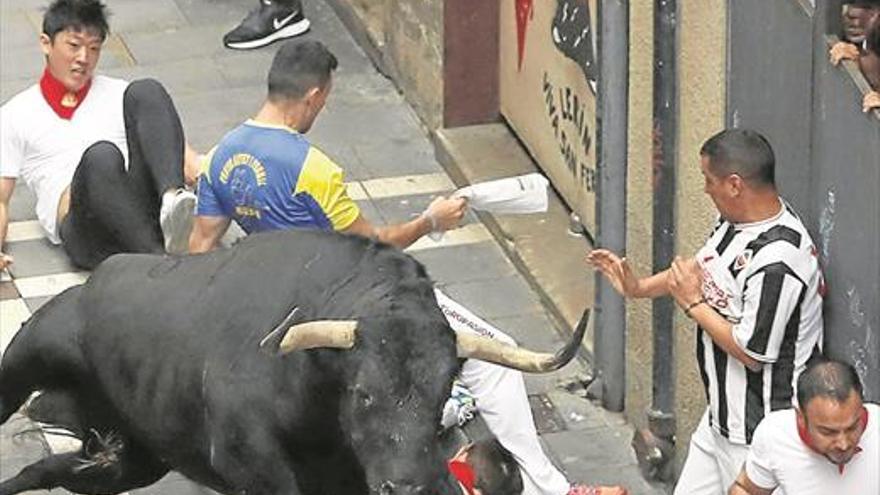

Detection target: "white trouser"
[673, 409, 750, 495]
[435, 289, 571, 495]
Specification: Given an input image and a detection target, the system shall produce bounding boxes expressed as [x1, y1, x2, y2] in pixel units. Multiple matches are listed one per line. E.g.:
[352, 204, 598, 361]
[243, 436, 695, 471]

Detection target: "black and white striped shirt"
[694, 201, 824, 445]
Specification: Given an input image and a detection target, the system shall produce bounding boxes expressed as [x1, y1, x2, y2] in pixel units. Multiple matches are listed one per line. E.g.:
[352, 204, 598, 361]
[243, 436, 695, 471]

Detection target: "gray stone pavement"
[0, 0, 665, 493]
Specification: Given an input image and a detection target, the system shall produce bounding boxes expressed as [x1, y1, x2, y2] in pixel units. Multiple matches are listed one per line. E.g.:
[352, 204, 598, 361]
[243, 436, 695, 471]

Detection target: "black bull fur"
[0, 230, 471, 495]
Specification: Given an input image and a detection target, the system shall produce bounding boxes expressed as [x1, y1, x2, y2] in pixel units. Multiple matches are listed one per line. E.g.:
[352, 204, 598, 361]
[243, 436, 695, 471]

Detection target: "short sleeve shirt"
[196, 120, 360, 233]
[0, 76, 129, 243]
[745, 404, 879, 494]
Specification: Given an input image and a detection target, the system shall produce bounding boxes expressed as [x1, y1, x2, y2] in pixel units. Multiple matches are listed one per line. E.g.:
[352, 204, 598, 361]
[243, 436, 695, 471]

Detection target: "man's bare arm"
[0, 177, 16, 270]
[188, 215, 232, 254]
[342, 196, 467, 250]
[727, 468, 774, 495]
[343, 215, 430, 250]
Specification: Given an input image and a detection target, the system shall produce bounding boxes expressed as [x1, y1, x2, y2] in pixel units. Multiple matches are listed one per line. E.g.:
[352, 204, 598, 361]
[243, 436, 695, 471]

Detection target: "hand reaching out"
[586, 249, 640, 298]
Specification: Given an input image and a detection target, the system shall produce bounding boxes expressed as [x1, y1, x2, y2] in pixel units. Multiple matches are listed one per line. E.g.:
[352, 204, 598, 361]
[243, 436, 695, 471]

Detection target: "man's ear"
[796, 407, 806, 428]
[727, 174, 746, 198]
[303, 86, 321, 105]
[39, 33, 52, 57]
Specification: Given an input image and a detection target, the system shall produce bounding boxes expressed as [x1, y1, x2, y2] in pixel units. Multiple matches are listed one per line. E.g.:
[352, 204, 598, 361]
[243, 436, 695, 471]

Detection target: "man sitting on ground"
[0, 0, 198, 271]
[729, 359, 878, 494]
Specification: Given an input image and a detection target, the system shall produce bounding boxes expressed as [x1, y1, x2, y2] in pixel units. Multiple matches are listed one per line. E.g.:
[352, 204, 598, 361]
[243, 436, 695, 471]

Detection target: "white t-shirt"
[0, 75, 129, 243]
[745, 403, 879, 494]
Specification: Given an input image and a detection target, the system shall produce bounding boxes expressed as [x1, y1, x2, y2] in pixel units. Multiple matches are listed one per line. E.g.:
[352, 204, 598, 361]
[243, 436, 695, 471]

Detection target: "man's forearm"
[635, 269, 671, 298]
[375, 215, 432, 250]
[0, 201, 8, 251]
[687, 303, 761, 371]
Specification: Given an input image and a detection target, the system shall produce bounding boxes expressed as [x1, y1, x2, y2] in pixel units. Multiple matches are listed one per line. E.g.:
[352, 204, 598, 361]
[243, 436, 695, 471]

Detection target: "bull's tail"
[0, 286, 86, 424]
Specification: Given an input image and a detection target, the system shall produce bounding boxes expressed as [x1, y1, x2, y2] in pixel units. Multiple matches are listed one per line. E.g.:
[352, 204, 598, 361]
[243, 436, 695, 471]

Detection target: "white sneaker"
[160, 189, 196, 255]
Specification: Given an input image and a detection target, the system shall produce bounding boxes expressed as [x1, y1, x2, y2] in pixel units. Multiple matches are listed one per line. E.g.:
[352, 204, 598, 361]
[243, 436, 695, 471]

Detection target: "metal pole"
[629, 0, 677, 482]
[595, 0, 629, 413]
[651, 0, 677, 421]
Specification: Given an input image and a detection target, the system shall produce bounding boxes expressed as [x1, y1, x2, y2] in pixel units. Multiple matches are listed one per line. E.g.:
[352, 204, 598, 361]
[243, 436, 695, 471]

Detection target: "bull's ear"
[278, 320, 358, 353]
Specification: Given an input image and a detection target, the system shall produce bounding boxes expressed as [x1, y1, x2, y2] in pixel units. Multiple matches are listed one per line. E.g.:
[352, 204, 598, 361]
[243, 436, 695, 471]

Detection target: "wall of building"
[671, 0, 727, 468]
[623, 0, 655, 440]
[330, 0, 444, 129]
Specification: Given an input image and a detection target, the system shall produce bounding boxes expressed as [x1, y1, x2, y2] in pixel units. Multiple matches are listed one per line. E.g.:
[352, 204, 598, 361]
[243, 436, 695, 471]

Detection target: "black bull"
[0, 230, 587, 495]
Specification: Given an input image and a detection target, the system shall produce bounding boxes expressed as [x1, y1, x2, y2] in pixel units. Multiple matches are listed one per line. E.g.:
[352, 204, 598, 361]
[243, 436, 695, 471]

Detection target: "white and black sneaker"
[223, 0, 311, 50]
[159, 188, 196, 255]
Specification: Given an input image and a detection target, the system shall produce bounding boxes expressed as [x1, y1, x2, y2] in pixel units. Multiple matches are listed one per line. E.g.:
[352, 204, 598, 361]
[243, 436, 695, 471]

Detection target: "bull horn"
[455, 308, 589, 373]
[278, 320, 358, 353]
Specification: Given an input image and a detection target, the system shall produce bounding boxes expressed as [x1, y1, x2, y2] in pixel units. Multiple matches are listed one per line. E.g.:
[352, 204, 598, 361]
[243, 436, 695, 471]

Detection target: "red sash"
[39, 68, 91, 120]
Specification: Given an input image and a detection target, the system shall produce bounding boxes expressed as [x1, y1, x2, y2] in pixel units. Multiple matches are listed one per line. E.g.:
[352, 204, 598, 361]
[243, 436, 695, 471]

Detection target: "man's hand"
[667, 256, 703, 309]
[829, 41, 860, 65]
[586, 249, 640, 297]
[598, 486, 628, 495]
[864, 91, 880, 112]
[0, 252, 12, 271]
[423, 196, 467, 232]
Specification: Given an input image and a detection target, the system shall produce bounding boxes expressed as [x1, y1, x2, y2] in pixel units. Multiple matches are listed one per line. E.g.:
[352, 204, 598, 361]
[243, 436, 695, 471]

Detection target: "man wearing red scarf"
[0, 0, 198, 270]
[730, 360, 878, 494]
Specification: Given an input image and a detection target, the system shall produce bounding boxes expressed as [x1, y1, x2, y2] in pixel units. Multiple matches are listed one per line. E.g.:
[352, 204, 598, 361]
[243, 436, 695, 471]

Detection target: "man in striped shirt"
[588, 128, 824, 494]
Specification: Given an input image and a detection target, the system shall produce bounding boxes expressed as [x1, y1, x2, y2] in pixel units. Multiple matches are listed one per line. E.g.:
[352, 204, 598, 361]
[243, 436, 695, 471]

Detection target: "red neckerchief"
[797, 406, 868, 475]
[39, 67, 92, 120]
[448, 458, 477, 495]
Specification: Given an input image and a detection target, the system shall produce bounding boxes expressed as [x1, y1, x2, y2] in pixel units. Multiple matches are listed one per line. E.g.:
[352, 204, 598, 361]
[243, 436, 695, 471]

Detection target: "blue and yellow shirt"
[196, 120, 360, 233]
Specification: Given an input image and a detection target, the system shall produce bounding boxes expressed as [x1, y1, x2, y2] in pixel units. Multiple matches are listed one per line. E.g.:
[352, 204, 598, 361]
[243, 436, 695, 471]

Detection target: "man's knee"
[79, 141, 125, 177]
[124, 78, 171, 107]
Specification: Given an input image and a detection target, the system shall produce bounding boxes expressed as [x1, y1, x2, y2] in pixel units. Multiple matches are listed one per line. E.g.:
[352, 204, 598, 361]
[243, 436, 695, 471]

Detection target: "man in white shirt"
[0, 0, 198, 270]
[729, 359, 878, 495]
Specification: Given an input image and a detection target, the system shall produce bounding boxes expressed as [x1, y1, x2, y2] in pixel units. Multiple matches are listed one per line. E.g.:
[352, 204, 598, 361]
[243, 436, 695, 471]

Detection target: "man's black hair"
[699, 128, 776, 188]
[267, 40, 338, 101]
[469, 439, 523, 495]
[43, 0, 110, 41]
[797, 359, 864, 409]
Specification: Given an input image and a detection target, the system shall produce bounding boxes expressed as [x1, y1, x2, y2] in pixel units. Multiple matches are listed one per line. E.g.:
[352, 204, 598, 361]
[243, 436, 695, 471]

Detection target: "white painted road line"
[5, 220, 44, 243]
[0, 299, 30, 355]
[356, 173, 456, 199]
[13, 272, 89, 299]
[406, 223, 493, 252]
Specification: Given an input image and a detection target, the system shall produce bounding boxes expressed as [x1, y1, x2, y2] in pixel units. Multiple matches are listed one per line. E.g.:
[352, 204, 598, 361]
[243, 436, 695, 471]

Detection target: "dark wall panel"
[727, 0, 814, 215]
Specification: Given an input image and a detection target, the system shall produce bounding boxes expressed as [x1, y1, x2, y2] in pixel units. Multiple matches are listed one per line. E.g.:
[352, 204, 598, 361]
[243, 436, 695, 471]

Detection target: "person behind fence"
[861, 20, 880, 111]
[223, 0, 311, 50]
[587, 128, 825, 495]
[828, 0, 880, 64]
[728, 359, 878, 495]
[0, 0, 199, 271]
[188, 38, 627, 495]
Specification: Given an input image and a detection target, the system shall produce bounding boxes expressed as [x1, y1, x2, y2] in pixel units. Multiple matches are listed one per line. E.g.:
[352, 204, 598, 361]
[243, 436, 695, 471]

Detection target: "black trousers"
[59, 79, 186, 269]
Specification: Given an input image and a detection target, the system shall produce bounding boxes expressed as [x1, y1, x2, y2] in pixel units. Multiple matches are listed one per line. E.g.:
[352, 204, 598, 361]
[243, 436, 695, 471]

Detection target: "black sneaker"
[223, 0, 311, 50]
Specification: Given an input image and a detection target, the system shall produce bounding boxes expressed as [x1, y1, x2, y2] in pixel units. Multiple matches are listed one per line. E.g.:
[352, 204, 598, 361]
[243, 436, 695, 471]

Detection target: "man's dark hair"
[699, 128, 776, 188]
[267, 40, 338, 102]
[43, 0, 110, 41]
[797, 359, 864, 409]
[469, 439, 523, 495]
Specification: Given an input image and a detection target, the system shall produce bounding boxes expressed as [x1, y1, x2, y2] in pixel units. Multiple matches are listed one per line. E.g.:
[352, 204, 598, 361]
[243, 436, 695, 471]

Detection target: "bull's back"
[75, 229, 434, 446]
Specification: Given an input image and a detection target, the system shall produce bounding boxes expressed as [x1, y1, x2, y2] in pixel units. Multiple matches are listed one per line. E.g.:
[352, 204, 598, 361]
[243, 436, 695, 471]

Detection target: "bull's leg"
[0, 429, 168, 495]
